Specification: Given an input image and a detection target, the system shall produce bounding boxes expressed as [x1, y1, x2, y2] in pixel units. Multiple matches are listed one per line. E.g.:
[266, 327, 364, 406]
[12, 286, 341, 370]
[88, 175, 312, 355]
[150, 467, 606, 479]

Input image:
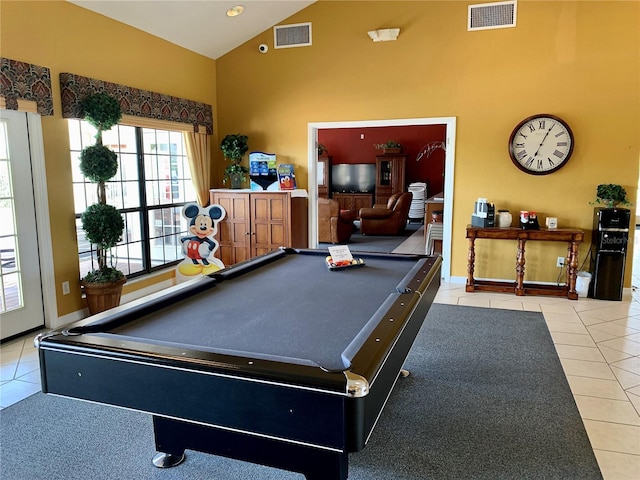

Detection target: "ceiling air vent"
[274, 22, 312, 49]
[468, 1, 517, 31]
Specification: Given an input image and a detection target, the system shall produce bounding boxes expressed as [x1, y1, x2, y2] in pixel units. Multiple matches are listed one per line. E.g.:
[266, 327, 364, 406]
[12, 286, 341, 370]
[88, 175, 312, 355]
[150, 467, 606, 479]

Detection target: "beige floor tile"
[611, 366, 640, 390]
[583, 420, 640, 455]
[544, 311, 583, 323]
[560, 358, 616, 380]
[15, 360, 40, 377]
[540, 303, 578, 314]
[551, 331, 597, 347]
[599, 338, 640, 356]
[457, 297, 491, 308]
[567, 375, 629, 401]
[488, 300, 523, 310]
[582, 304, 640, 321]
[613, 316, 640, 331]
[589, 321, 640, 338]
[0, 379, 41, 409]
[599, 345, 634, 364]
[611, 356, 640, 376]
[588, 328, 620, 343]
[555, 344, 606, 362]
[593, 450, 640, 480]
[625, 332, 640, 344]
[628, 391, 640, 416]
[0, 364, 18, 382]
[546, 320, 589, 334]
[575, 395, 640, 425]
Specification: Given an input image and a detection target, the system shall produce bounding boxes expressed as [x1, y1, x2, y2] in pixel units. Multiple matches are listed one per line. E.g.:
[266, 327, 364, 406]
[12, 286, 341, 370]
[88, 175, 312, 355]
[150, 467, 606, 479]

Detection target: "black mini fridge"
[589, 208, 631, 300]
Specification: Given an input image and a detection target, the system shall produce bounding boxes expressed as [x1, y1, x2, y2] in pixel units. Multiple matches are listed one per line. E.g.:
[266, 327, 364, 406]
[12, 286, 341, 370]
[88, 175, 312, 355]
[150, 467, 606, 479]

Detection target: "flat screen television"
[331, 164, 376, 193]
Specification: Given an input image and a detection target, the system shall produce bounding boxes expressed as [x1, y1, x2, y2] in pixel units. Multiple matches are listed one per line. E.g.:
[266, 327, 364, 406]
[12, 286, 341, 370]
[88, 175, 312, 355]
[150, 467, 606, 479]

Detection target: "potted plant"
[220, 133, 249, 188]
[374, 140, 403, 154]
[593, 184, 632, 208]
[78, 92, 126, 314]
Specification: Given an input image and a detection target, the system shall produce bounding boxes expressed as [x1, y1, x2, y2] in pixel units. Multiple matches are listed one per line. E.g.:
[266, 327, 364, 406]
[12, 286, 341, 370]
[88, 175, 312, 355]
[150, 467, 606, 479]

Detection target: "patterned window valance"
[0, 58, 54, 115]
[60, 73, 213, 134]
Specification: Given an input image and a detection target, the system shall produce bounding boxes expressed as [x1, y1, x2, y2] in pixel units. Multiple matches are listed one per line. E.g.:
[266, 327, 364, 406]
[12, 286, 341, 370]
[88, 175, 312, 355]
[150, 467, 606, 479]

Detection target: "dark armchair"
[359, 192, 413, 236]
[317, 198, 357, 244]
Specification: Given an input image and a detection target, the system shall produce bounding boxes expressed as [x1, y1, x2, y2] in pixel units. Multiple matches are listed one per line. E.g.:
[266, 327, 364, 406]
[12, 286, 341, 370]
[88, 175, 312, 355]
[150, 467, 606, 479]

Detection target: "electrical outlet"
[62, 281, 70, 295]
[556, 257, 565, 268]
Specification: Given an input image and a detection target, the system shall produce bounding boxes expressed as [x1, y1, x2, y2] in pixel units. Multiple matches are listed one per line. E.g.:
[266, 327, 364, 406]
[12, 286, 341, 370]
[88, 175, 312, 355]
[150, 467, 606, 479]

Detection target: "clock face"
[508, 114, 574, 175]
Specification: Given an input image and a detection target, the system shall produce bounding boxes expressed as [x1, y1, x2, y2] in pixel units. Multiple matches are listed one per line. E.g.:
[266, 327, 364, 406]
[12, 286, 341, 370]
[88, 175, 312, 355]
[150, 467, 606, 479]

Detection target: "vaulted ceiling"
[68, 0, 316, 60]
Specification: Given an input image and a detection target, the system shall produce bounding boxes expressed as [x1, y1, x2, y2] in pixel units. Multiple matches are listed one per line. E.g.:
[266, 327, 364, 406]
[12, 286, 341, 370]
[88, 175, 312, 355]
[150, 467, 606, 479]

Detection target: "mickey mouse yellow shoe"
[178, 262, 203, 276]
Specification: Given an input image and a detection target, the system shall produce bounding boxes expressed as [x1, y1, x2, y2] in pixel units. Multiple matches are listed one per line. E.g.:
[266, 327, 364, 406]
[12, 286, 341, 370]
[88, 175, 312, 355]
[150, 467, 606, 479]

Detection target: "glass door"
[0, 110, 44, 339]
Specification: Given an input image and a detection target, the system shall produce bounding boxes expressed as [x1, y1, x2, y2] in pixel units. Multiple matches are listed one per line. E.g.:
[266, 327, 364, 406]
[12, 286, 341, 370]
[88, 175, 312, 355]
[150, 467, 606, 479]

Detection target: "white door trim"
[307, 117, 456, 282]
[25, 112, 57, 330]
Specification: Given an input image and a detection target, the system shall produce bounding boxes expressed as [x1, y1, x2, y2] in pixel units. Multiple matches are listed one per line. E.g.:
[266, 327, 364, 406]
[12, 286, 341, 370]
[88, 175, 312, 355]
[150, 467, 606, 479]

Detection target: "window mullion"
[136, 127, 151, 274]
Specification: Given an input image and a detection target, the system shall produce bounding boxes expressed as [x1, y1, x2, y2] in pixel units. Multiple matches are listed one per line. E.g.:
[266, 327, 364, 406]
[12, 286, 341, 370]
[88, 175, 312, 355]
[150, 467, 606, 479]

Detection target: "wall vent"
[274, 22, 312, 49]
[468, 1, 517, 31]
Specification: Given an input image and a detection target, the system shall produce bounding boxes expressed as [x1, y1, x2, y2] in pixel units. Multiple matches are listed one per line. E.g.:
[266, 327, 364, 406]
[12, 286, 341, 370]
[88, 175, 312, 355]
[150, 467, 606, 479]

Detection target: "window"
[69, 120, 196, 279]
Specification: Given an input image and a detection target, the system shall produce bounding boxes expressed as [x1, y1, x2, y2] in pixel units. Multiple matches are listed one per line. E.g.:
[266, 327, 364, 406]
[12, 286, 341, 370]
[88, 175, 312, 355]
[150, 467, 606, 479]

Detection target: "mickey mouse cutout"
[178, 203, 226, 276]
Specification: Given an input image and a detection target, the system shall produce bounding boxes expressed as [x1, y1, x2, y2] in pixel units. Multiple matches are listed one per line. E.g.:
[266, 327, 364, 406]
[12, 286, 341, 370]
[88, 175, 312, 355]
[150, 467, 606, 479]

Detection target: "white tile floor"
[1, 227, 639, 479]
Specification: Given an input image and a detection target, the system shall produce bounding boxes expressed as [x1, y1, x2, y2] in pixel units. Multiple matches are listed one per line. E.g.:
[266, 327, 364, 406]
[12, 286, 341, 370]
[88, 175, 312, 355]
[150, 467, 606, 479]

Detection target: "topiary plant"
[79, 92, 125, 284]
[81, 92, 122, 137]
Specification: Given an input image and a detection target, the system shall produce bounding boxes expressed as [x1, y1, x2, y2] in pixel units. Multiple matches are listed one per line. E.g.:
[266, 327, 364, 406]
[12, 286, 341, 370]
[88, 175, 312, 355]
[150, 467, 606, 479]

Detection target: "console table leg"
[466, 237, 476, 292]
[567, 241, 579, 300]
[515, 239, 526, 296]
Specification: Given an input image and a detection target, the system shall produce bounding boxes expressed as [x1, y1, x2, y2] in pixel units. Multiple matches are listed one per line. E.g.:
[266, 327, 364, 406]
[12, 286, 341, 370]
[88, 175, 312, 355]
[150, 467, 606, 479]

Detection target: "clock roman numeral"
[553, 150, 565, 158]
[524, 157, 535, 168]
[557, 141, 568, 147]
[527, 123, 536, 133]
[537, 159, 544, 170]
[516, 150, 527, 160]
[547, 157, 556, 167]
[538, 120, 546, 129]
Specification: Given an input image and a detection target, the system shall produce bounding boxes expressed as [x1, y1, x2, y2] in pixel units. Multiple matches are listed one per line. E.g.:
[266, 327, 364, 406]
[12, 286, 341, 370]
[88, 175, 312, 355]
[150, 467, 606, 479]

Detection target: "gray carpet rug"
[319, 222, 422, 253]
[0, 305, 602, 480]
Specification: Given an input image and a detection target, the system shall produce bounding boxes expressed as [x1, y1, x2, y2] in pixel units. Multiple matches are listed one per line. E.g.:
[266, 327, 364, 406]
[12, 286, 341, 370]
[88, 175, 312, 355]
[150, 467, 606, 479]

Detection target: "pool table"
[36, 248, 441, 480]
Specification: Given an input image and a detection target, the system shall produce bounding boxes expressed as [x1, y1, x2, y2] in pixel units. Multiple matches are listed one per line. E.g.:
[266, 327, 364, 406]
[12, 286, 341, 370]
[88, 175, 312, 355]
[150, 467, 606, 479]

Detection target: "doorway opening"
[308, 117, 456, 281]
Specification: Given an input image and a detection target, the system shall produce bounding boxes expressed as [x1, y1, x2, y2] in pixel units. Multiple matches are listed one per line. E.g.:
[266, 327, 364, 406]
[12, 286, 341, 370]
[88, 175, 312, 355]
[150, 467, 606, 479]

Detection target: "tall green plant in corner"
[78, 93, 126, 313]
[220, 134, 249, 188]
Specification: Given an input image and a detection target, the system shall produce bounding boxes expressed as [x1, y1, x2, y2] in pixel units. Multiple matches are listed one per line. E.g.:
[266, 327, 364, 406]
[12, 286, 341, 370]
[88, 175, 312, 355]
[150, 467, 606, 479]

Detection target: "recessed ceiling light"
[226, 5, 244, 17]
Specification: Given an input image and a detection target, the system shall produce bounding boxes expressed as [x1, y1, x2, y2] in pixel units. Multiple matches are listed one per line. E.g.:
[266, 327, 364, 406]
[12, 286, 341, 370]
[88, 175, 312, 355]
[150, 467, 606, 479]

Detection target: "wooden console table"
[466, 226, 585, 300]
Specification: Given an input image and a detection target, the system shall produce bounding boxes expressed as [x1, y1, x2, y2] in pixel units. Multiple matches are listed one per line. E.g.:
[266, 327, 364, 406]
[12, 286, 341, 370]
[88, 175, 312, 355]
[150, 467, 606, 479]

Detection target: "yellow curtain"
[184, 130, 211, 207]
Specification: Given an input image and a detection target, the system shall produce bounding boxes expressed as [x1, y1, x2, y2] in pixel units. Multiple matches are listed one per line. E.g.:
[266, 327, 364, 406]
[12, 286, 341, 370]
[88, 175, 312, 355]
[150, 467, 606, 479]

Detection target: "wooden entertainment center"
[332, 192, 373, 215]
[328, 154, 407, 212]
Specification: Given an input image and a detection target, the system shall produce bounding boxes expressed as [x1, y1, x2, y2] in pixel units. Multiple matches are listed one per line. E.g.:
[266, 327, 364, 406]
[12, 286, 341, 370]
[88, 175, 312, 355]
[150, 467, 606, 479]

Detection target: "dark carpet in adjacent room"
[319, 221, 422, 253]
[0, 305, 602, 480]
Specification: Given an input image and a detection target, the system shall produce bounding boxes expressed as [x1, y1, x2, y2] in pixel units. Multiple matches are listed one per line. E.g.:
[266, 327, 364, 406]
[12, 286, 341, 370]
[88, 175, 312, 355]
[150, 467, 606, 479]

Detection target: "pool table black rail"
[36, 250, 442, 480]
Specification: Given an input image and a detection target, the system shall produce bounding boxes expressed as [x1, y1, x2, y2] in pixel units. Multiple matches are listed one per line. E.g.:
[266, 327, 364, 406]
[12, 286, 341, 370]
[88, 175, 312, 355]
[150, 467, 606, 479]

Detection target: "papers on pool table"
[328, 245, 352, 263]
[326, 246, 365, 270]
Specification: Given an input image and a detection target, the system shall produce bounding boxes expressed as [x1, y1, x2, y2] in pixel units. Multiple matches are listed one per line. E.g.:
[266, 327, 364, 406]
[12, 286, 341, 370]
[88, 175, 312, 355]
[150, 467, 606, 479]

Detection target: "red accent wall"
[318, 124, 446, 196]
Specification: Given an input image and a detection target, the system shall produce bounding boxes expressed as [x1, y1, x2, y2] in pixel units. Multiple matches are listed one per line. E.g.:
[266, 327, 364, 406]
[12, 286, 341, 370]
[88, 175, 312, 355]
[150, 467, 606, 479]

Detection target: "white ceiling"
[69, 0, 316, 60]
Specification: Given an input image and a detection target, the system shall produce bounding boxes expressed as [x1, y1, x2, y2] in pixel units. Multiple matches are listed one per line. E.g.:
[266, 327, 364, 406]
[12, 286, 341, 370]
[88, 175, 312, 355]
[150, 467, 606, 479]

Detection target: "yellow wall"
[0, 0, 217, 316]
[216, 0, 639, 285]
[1, 0, 638, 319]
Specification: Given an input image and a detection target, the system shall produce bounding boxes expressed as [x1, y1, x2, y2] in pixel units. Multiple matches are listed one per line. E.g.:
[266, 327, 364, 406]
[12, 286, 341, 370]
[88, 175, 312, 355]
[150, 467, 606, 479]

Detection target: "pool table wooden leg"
[152, 415, 349, 479]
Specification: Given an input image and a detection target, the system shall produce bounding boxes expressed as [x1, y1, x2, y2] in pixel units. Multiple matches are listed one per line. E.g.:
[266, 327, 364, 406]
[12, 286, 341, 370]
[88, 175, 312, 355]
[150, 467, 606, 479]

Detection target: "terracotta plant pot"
[81, 277, 126, 315]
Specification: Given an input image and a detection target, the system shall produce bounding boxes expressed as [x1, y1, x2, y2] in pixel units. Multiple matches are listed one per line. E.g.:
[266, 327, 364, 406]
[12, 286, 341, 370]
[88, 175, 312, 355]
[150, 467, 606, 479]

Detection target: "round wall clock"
[508, 114, 574, 175]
